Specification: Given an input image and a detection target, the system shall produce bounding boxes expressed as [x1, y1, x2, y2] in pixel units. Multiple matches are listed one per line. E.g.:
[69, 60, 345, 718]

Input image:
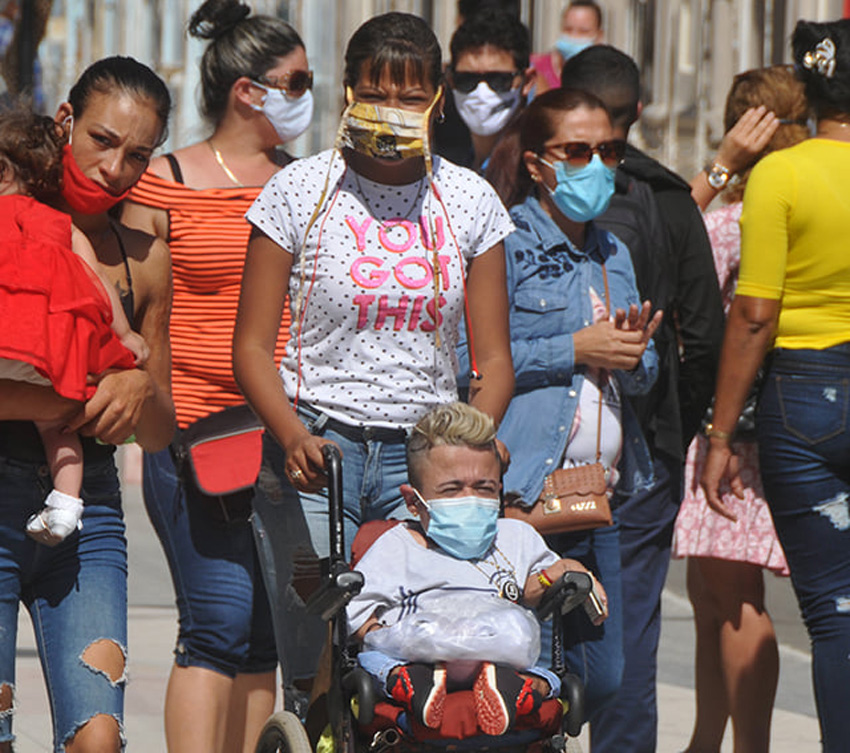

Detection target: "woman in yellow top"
[702, 19, 850, 751]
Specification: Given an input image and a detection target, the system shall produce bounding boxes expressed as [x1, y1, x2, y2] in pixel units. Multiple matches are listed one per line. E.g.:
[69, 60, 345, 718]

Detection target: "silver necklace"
[469, 545, 522, 603]
[352, 169, 426, 222]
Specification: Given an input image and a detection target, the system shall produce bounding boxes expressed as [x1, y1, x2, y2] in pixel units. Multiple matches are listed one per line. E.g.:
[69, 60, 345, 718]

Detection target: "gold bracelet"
[704, 423, 732, 441]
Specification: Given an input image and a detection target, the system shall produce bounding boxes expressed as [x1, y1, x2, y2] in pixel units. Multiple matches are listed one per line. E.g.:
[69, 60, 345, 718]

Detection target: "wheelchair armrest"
[536, 571, 592, 621]
[306, 564, 365, 621]
[559, 672, 585, 738]
[342, 666, 377, 726]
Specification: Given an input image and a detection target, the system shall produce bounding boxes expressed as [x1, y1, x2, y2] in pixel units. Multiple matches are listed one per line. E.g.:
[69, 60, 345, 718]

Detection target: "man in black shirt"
[562, 45, 724, 752]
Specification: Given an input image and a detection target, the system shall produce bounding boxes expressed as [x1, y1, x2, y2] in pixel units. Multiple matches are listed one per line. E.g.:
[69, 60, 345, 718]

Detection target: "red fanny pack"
[174, 404, 264, 497]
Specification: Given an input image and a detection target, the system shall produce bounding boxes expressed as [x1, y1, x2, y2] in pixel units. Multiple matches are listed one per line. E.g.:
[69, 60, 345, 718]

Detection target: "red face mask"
[61, 143, 130, 214]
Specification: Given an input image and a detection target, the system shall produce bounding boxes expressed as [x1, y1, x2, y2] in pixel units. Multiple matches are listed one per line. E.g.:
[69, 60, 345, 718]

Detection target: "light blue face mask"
[555, 34, 594, 62]
[538, 154, 616, 223]
[415, 490, 499, 560]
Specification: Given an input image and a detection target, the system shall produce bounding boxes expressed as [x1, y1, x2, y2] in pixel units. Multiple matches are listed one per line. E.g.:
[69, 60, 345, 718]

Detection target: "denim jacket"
[485, 196, 657, 503]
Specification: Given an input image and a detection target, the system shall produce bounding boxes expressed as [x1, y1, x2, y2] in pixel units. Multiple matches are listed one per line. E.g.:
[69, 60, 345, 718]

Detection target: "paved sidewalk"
[10, 464, 822, 751]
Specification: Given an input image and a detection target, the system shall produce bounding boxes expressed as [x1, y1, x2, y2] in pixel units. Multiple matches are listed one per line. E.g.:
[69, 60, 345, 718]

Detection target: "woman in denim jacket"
[480, 87, 661, 731]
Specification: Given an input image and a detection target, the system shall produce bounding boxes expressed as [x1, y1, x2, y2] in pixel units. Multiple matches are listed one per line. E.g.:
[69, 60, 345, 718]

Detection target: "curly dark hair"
[450, 9, 531, 70]
[0, 108, 65, 201]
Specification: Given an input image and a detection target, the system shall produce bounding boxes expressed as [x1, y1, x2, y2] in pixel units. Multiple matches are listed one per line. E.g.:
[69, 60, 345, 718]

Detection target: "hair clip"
[803, 37, 836, 79]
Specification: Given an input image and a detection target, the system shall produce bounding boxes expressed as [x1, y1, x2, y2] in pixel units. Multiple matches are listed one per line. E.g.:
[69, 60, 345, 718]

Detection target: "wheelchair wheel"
[255, 710, 313, 753]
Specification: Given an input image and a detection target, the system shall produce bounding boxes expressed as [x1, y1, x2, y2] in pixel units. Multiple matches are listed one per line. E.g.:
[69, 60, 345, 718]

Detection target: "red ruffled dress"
[0, 195, 136, 402]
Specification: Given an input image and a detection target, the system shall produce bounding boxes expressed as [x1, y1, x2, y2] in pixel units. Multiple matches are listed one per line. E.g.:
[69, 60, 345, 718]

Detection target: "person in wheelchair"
[346, 402, 607, 737]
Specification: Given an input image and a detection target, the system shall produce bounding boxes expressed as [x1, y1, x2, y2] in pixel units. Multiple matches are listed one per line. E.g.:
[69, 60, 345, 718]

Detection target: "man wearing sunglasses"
[561, 45, 724, 753]
[438, 9, 534, 172]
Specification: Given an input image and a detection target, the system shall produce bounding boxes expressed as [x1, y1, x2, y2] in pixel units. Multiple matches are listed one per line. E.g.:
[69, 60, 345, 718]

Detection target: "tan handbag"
[504, 266, 614, 535]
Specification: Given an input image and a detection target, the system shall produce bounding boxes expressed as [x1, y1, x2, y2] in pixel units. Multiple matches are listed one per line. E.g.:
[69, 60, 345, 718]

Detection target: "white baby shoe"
[26, 490, 84, 546]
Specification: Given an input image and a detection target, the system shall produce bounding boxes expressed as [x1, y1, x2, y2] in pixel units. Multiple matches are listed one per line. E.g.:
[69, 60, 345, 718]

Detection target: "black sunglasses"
[451, 70, 521, 94]
[257, 69, 314, 98]
[545, 139, 627, 169]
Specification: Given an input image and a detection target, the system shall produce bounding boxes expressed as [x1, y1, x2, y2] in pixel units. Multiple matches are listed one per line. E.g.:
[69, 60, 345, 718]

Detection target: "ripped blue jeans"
[0, 453, 127, 752]
[757, 344, 850, 752]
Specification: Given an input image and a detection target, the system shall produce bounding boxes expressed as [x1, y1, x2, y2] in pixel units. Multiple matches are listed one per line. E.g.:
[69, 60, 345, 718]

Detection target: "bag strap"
[595, 264, 611, 464]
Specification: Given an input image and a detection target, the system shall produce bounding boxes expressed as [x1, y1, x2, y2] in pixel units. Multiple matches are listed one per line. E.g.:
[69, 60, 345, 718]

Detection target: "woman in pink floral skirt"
[676, 65, 809, 753]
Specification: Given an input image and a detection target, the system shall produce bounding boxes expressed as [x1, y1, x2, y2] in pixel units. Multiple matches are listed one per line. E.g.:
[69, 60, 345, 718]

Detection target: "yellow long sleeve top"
[738, 138, 850, 350]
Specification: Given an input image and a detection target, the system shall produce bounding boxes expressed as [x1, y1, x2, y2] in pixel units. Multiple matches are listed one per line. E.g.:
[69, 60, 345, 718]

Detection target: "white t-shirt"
[246, 150, 514, 428]
[346, 518, 559, 635]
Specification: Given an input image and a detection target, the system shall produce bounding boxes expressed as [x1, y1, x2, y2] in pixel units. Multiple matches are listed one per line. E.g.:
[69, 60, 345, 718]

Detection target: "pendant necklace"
[208, 139, 244, 187]
[470, 545, 522, 603]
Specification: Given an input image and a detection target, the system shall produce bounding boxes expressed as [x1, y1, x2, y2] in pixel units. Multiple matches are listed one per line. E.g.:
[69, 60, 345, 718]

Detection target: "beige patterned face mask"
[338, 86, 442, 162]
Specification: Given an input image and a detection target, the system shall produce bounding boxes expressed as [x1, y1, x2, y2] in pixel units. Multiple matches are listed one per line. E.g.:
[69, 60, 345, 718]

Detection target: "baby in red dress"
[0, 109, 147, 545]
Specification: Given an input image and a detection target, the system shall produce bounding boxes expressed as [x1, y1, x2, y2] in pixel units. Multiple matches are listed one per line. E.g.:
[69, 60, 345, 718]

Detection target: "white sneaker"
[26, 490, 83, 546]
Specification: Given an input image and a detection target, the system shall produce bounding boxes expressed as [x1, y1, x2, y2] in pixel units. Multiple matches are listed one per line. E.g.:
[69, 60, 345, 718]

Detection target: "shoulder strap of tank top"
[164, 153, 184, 185]
[109, 219, 135, 324]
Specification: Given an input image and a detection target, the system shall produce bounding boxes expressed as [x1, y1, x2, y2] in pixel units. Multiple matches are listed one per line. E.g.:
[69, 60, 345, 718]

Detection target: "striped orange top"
[129, 171, 290, 428]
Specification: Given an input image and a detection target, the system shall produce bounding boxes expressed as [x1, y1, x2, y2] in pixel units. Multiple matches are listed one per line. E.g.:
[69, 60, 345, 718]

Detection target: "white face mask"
[452, 82, 521, 137]
[251, 83, 314, 143]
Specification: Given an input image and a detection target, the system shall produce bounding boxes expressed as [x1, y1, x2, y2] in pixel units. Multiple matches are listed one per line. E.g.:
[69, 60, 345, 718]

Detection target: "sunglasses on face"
[451, 70, 521, 94]
[544, 139, 627, 169]
[257, 69, 314, 98]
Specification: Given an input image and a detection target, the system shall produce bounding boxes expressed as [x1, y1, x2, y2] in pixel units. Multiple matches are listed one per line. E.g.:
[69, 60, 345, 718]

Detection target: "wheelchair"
[255, 445, 591, 753]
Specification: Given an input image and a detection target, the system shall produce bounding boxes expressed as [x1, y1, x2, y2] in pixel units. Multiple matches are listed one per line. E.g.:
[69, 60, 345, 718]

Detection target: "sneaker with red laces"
[387, 662, 447, 729]
[473, 662, 543, 735]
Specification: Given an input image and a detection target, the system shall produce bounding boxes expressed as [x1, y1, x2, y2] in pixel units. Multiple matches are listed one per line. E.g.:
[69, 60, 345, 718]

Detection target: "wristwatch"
[705, 161, 731, 190]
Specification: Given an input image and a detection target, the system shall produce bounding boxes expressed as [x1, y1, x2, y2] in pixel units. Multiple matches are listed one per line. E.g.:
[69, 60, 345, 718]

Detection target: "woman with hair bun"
[122, 1, 313, 750]
[702, 19, 850, 751]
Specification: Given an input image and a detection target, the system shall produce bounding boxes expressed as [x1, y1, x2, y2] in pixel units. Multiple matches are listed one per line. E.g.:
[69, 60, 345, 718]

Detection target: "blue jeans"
[539, 510, 624, 724]
[142, 449, 277, 678]
[592, 451, 682, 753]
[252, 404, 410, 682]
[0, 454, 127, 752]
[757, 344, 850, 752]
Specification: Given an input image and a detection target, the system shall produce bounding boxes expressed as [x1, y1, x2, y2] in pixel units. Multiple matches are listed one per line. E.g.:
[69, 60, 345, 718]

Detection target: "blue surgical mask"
[538, 154, 615, 223]
[415, 490, 499, 560]
[555, 34, 595, 61]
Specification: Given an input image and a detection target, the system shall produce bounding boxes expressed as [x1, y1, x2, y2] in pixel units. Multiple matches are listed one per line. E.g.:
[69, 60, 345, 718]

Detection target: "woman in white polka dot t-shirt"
[233, 12, 515, 685]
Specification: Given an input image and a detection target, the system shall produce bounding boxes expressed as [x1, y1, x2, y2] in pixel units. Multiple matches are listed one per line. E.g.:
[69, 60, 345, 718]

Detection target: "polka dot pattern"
[246, 149, 514, 427]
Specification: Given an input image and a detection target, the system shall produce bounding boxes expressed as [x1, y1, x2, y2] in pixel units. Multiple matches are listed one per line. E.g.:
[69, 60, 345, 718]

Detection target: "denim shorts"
[252, 403, 411, 682]
[142, 448, 277, 678]
[0, 454, 127, 752]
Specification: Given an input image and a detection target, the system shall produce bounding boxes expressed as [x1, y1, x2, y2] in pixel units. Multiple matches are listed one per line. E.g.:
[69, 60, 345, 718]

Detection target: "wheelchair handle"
[322, 444, 345, 564]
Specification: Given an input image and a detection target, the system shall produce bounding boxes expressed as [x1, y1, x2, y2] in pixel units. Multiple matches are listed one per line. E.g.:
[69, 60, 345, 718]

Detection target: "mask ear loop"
[290, 100, 353, 407]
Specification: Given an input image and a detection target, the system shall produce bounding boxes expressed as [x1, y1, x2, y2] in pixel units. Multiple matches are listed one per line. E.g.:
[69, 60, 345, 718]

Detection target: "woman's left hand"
[613, 301, 663, 343]
[700, 438, 746, 521]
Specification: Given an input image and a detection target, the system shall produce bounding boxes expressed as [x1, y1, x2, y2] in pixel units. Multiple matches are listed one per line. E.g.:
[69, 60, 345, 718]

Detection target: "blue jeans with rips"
[756, 344, 850, 752]
[252, 403, 411, 683]
[0, 454, 127, 752]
